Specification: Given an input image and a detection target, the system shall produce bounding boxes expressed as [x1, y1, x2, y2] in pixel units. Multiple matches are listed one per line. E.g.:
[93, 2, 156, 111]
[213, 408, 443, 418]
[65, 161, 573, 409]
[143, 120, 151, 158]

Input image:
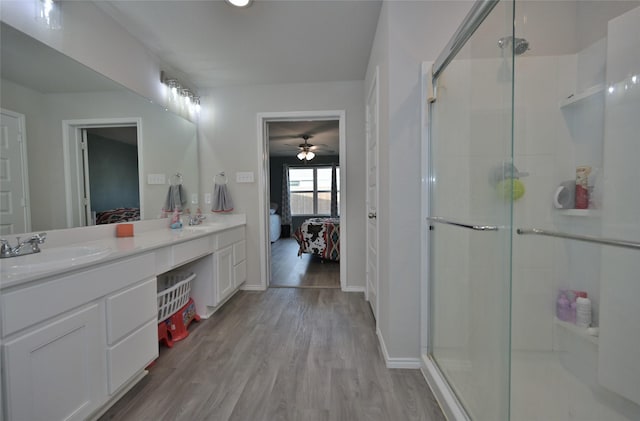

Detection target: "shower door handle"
[517, 228, 640, 250]
[427, 216, 499, 231]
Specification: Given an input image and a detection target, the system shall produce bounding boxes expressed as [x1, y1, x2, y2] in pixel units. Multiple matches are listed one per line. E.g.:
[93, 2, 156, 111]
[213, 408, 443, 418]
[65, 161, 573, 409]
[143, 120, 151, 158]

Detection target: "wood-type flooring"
[100, 288, 445, 421]
[270, 238, 340, 288]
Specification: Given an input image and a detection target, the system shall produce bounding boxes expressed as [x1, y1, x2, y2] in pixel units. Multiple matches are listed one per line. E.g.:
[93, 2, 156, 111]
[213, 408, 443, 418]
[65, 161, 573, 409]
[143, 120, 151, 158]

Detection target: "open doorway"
[268, 120, 340, 288]
[83, 127, 140, 225]
[257, 110, 347, 290]
[63, 118, 143, 227]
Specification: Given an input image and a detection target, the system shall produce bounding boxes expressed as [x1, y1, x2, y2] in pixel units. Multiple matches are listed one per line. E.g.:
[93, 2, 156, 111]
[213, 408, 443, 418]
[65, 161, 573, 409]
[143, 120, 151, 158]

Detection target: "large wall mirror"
[0, 22, 199, 235]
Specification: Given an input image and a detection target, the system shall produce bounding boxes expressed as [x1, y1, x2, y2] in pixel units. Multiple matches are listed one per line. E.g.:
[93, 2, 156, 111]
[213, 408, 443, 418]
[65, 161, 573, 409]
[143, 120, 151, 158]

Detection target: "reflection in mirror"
[85, 126, 140, 225]
[0, 22, 199, 235]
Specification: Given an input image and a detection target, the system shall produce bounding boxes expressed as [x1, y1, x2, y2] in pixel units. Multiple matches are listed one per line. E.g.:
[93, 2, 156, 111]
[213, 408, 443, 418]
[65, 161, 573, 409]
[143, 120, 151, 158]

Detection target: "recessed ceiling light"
[225, 0, 252, 8]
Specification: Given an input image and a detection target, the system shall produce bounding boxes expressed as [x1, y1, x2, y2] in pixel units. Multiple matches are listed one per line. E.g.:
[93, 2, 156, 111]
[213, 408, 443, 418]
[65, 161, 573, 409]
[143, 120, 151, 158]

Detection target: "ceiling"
[86, 127, 138, 146]
[96, 0, 382, 89]
[268, 120, 339, 157]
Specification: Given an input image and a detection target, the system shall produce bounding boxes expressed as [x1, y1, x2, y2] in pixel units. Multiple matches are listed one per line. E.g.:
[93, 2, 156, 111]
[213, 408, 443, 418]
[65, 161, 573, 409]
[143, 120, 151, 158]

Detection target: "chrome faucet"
[188, 214, 206, 226]
[0, 233, 47, 258]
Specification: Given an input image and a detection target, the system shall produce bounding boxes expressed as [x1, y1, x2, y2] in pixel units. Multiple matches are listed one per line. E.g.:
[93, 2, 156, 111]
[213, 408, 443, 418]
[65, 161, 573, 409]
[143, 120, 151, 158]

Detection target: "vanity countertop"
[0, 214, 246, 290]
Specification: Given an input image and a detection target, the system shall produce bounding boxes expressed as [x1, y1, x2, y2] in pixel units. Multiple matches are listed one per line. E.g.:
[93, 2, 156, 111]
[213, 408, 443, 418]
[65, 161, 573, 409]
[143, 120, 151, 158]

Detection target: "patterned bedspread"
[95, 208, 140, 225]
[293, 218, 340, 261]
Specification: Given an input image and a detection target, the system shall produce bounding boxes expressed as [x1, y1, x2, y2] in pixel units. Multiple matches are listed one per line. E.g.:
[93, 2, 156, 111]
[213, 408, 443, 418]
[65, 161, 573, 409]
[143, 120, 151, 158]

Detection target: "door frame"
[365, 67, 380, 318]
[62, 118, 143, 227]
[256, 110, 347, 290]
[0, 108, 31, 233]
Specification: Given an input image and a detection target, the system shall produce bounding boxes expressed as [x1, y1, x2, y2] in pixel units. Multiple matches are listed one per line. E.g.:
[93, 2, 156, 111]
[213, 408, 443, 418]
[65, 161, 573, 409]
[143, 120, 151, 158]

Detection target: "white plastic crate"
[157, 271, 196, 322]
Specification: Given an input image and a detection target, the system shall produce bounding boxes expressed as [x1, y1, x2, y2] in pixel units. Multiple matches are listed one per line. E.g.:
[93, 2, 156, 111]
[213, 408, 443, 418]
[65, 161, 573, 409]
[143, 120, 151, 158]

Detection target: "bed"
[293, 218, 340, 261]
[95, 207, 140, 225]
[269, 209, 281, 242]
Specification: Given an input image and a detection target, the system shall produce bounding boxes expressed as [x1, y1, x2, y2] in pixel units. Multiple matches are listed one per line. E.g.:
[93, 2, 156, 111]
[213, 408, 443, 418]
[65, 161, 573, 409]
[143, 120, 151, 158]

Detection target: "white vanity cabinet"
[190, 226, 246, 318]
[105, 278, 158, 394]
[0, 253, 157, 421]
[216, 245, 235, 303]
[1, 218, 247, 420]
[2, 304, 105, 421]
[233, 239, 247, 288]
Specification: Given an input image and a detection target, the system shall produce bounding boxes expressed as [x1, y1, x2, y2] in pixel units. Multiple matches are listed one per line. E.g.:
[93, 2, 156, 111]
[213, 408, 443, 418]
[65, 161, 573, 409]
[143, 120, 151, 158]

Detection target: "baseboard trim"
[376, 328, 422, 369]
[421, 355, 471, 421]
[88, 370, 148, 421]
[342, 286, 365, 292]
[241, 284, 266, 291]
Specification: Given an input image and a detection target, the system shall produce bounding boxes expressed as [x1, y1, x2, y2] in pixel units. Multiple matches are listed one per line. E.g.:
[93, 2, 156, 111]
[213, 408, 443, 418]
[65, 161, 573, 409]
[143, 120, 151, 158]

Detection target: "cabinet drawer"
[155, 246, 172, 275]
[173, 237, 211, 267]
[217, 226, 245, 249]
[234, 260, 247, 288]
[106, 278, 157, 345]
[3, 303, 105, 421]
[2, 253, 155, 336]
[107, 319, 157, 394]
[233, 240, 246, 265]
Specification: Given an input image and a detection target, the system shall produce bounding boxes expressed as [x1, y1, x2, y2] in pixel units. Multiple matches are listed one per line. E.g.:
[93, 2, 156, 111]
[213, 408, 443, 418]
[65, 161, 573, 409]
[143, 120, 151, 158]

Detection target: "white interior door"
[0, 109, 30, 235]
[366, 70, 379, 319]
[80, 129, 92, 225]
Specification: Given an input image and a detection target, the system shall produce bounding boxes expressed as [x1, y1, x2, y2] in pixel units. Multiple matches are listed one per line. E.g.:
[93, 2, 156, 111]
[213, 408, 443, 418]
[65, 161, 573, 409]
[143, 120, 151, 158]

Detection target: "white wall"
[598, 5, 640, 409]
[365, 1, 473, 362]
[198, 81, 366, 290]
[365, 0, 391, 345]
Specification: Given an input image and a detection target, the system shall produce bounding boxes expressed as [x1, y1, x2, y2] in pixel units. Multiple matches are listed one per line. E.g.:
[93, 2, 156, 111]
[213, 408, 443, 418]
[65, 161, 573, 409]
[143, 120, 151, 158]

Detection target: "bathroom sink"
[0, 245, 111, 276]
[183, 222, 226, 232]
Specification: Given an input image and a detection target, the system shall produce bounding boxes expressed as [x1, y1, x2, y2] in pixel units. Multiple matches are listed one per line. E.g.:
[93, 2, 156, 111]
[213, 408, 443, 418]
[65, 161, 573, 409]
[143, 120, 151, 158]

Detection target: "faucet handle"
[1, 239, 12, 257]
[32, 233, 47, 243]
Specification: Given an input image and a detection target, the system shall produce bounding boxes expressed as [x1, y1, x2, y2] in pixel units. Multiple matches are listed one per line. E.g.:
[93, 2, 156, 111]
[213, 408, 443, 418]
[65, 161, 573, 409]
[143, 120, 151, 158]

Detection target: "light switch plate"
[236, 171, 254, 183]
[204, 193, 212, 204]
[147, 174, 166, 185]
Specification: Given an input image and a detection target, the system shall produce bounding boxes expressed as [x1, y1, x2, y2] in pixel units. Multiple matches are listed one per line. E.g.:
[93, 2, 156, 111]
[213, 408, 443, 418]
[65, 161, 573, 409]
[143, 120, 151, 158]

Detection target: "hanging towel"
[212, 183, 234, 212]
[164, 184, 187, 212]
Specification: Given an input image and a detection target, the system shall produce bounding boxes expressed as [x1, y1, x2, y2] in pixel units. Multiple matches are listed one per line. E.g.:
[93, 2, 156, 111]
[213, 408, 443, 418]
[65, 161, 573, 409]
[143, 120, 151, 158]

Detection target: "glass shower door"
[428, 1, 515, 419]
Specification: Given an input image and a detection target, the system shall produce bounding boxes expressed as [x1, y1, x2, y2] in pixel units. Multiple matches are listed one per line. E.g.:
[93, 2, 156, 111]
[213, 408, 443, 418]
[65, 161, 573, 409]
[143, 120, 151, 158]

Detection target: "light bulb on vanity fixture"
[36, 0, 62, 29]
[160, 71, 201, 112]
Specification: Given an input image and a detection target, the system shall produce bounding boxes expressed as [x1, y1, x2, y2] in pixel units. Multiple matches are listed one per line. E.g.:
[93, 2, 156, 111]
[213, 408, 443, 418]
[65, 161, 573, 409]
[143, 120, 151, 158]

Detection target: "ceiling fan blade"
[269, 134, 301, 141]
[305, 121, 338, 136]
[309, 144, 332, 150]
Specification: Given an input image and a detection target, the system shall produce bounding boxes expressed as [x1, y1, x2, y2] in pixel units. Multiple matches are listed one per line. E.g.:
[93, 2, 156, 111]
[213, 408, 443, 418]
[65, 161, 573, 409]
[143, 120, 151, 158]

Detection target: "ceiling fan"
[297, 135, 316, 161]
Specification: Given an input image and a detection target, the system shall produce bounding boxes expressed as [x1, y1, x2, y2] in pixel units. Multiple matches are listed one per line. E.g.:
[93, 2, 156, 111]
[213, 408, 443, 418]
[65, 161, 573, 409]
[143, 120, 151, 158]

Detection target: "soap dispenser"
[170, 208, 182, 229]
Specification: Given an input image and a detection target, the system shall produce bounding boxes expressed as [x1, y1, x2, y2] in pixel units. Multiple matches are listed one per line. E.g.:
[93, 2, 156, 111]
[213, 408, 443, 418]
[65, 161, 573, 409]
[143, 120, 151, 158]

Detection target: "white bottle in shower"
[576, 297, 592, 328]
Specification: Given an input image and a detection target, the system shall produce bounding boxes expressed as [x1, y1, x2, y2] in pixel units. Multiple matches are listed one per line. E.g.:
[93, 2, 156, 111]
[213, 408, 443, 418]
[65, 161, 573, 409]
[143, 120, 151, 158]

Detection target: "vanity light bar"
[160, 71, 200, 111]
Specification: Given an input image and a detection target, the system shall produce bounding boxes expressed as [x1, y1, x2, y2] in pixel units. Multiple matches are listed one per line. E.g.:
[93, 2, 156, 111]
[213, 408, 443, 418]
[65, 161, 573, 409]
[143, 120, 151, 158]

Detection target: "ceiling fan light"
[306, 151, 315, 160]
[297, 151, 306, 160]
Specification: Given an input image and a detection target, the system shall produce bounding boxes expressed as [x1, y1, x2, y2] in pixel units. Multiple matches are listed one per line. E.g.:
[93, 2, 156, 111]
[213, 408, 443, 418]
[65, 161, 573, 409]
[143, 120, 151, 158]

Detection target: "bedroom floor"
[270, 238, 340, 288]
[99, 288, 445, 421]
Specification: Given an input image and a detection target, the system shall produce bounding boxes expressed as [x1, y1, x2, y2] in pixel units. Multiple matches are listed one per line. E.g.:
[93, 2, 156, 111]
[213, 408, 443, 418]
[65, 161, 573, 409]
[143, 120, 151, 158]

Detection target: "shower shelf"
[556, 209, 601, 217]
[554, 317, 599, 345]
[559, 83, 605, 108]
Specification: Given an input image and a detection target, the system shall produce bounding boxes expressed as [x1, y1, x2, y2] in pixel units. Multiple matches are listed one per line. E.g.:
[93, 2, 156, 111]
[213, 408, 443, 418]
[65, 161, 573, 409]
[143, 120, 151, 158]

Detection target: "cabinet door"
[215, 246, 234, 305]
[234, 260, 247, 289]
[3, 304, 106, 421]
